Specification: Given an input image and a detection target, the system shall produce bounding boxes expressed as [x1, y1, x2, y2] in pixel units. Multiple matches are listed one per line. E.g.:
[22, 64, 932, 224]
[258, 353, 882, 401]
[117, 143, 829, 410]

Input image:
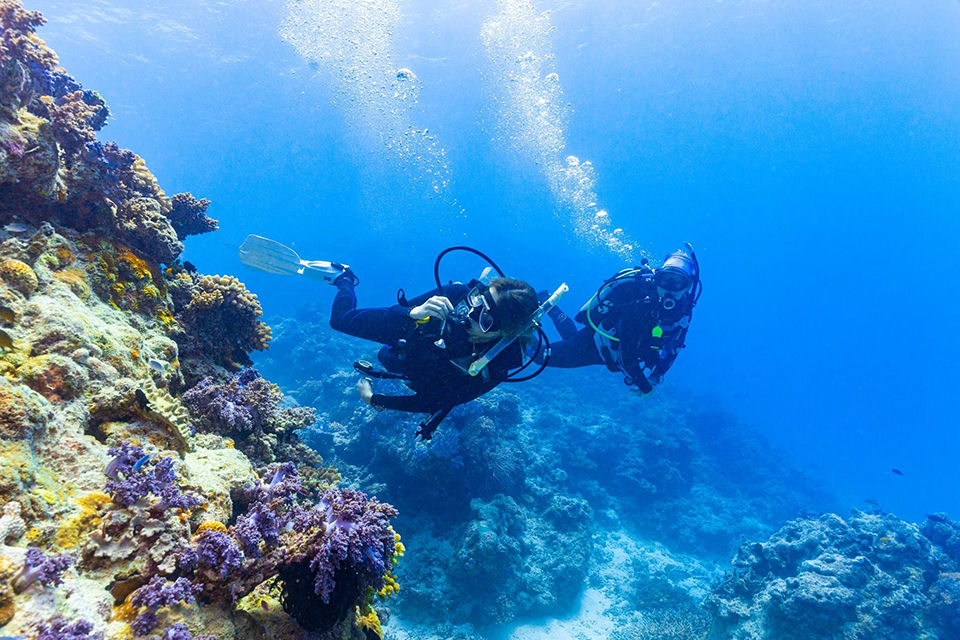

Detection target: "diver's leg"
[545, 327, 603, 368]
[330, 280, 408, 345]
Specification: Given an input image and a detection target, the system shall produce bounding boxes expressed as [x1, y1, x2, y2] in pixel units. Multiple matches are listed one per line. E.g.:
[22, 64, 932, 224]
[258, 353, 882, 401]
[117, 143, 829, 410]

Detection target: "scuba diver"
[539, 244, 701, 395]
[239, 237, 567, 440]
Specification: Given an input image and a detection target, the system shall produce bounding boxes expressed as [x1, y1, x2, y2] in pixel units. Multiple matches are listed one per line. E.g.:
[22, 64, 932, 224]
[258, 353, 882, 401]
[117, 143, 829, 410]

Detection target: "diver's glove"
[409, 295, 454, 321]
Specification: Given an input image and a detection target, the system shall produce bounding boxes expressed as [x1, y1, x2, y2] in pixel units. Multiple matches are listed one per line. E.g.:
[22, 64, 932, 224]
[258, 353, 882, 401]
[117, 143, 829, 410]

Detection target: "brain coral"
[0, 258, 38, 296]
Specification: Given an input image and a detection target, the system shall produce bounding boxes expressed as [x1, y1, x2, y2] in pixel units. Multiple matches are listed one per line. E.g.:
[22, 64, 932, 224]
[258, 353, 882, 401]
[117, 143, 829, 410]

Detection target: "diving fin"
[238, 235, 349, 285]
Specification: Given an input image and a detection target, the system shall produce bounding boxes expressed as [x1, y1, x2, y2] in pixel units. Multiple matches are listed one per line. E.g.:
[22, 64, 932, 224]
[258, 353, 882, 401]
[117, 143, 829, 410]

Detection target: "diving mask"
[655, 250, 697, 294]
[452, 284, 499, 333]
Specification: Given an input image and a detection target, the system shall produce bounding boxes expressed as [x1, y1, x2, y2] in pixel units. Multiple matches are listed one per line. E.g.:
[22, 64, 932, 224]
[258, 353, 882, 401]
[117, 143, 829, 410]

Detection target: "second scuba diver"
[540, 244, 701, 394]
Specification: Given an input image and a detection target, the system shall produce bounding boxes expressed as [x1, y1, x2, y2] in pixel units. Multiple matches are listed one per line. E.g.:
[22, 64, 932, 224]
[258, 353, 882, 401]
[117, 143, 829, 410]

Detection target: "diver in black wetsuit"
[329, 269, 538, 439]
[540, 245, 701, 394]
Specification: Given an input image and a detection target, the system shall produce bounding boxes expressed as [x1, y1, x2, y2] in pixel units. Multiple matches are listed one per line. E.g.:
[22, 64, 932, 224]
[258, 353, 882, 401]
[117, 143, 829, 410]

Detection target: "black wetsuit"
[330, 280, 523, 415]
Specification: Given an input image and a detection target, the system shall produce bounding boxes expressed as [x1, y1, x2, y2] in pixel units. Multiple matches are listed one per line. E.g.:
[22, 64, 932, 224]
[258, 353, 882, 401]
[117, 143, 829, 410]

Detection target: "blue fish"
[132, 454, 153, 472]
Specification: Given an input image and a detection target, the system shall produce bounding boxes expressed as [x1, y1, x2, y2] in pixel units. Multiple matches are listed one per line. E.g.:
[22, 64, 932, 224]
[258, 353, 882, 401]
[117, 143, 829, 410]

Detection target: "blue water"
[29, 0, 960, 523]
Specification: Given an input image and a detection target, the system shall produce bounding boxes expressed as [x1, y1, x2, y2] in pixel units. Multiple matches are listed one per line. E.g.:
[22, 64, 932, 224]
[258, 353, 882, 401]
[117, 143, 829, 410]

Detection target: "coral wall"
[0, 4, 399, 639]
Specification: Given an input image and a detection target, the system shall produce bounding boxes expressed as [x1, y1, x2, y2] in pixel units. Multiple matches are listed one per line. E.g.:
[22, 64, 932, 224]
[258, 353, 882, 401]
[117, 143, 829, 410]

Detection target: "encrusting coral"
[174, 275, 271, 370]
[0, 4, 401, 638]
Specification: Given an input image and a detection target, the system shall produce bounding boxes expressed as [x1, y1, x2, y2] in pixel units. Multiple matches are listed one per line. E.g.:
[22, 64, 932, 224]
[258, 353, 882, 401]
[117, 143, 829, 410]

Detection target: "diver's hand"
[356, 377, 374, 405]
[409, 296, 454, 321]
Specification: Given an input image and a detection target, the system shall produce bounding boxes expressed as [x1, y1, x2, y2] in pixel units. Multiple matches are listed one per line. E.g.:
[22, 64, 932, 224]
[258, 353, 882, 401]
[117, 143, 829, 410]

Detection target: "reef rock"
[706, 511, 960, 639]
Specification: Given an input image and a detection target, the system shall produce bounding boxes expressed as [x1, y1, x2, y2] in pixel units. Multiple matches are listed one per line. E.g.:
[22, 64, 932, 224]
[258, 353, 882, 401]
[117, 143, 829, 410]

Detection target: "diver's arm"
[403, 283, 469, 308]
[537, 289, 578, 339]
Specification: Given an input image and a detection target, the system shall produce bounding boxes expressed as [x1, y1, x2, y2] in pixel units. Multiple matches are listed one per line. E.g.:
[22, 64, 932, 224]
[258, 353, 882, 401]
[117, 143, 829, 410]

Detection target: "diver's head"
[654, 245, 700, 323]
[655, 247, 698, 297]
[460, 277, 538, 342]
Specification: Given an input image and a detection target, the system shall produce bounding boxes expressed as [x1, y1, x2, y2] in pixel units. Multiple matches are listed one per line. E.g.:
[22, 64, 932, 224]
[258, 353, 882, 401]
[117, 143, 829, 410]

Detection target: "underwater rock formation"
[706, 511, 960, 639]
[0, 4, 399, 639]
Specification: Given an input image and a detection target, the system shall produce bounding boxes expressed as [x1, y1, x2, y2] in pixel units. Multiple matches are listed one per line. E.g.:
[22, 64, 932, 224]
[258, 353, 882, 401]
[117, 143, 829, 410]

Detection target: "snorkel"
[468, 282, 569, 377]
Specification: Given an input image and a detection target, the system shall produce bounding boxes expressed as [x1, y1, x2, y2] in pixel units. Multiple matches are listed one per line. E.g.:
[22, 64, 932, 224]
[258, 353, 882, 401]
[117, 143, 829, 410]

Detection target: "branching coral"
[278, 488, 399, 630]
[32, 616, 95, 640]
[0, 499, 26, 543]
[129, 576, 201, 635]
[46, 89, 109, 158]
[168, 193, 217, 238]
[103, 442, 199, 514]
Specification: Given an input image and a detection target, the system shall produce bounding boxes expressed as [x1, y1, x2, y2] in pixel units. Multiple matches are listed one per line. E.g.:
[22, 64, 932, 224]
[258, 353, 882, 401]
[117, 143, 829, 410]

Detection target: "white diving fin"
[238, 234, 349, 285]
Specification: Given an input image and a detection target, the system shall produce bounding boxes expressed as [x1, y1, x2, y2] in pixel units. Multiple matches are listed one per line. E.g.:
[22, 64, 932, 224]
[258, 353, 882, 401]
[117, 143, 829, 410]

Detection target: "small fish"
[3, 223, 27, 233]
[183, 261, 197, 273]
[131, 454, 153, 472]
[148, 358, 168, 371]
[892, 468, 904, 476]
[878, 536, 890, 544]
[0, 329, 13, 350]
[927, 514, 950, 524]
[864, 498, 882, 508]
[134, 389, 151, 411]
[0, 306, 14, 324]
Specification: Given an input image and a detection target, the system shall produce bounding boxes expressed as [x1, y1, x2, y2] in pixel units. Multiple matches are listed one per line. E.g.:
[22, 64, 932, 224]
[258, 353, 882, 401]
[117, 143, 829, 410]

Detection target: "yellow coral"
[195, 520, 227, 535]
[117, 248, 152, 281]
[55, 246, 74, 266]
[156, 306, 176, 329]
[25, 528, 42, 543]
[0, 259, 38, 296]
[375, 528, 404, 600]
[55, 491, 111, 549]
[52, 267, 91, 298]
[356, 605, 382, 639]
[35, 488, 57, 505]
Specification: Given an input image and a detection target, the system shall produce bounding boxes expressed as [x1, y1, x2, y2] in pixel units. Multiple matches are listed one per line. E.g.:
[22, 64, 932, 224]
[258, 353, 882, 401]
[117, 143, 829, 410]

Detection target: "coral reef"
[0, 6, 397, 639]
[706, 511, 960, 639]
[173, 275, 271, 370]
[168, 193, 218, 239]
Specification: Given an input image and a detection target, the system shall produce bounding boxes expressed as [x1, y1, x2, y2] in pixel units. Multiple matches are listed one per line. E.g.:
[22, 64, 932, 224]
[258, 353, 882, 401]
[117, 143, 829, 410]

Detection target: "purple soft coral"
[183, 369, 281, 436]
[33, 616, 95, 640]
[130, 576, 201, 636]
[12, 547, 73, 593]
[195, 531, 243, 578]
[104, 443, 199, 514]
[298, 488, 397, 602]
